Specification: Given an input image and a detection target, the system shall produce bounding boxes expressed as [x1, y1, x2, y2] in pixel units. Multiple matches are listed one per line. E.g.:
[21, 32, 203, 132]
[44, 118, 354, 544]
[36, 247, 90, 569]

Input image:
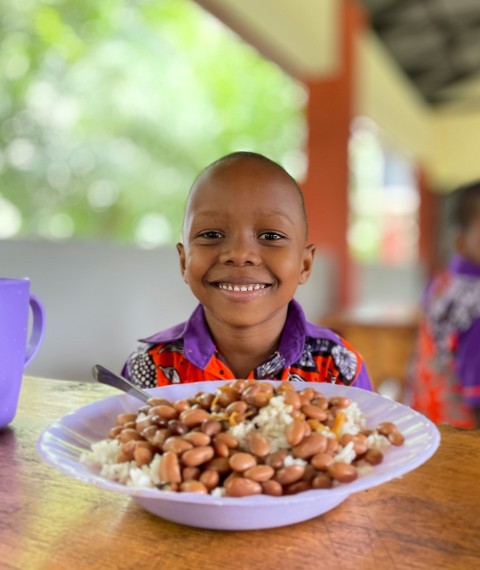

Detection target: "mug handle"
[25, 294, 46, 367]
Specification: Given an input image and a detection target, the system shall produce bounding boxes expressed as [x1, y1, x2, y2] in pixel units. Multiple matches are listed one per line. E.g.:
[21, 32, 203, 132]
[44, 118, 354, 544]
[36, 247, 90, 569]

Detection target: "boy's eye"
[259, 231, 283, 241]
[198, 231, 223, 239]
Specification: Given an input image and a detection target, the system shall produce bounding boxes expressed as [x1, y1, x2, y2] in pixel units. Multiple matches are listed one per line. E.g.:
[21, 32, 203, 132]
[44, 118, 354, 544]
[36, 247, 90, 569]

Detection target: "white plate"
[37, 381, 440, 530]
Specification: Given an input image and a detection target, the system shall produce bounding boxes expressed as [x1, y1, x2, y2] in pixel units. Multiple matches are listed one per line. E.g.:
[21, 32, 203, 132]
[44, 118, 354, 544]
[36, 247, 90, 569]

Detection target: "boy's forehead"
[188, 158, 299, 208]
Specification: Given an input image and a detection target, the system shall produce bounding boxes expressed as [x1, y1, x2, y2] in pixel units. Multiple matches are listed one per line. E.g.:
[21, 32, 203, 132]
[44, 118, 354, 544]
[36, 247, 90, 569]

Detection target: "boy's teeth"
[218, 283, 265, 292]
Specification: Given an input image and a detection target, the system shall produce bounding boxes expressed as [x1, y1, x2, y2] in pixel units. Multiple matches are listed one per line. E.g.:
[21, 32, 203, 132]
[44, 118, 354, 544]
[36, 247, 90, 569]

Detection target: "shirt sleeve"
[456, 317, 480, 408]
[353, 361, 374, 392]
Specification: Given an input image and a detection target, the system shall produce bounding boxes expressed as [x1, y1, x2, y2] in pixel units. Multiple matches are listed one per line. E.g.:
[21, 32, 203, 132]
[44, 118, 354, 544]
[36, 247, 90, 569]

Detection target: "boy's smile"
[177, 154, 315, 338]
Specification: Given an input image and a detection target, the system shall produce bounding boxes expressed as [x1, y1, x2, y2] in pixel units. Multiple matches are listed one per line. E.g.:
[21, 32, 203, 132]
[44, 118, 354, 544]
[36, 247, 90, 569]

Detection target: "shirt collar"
[449, 253, 480, 277]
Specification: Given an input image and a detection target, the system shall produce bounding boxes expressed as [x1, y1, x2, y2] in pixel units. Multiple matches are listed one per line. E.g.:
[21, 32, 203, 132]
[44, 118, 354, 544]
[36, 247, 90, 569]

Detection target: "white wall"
[1, 239, 334, 381]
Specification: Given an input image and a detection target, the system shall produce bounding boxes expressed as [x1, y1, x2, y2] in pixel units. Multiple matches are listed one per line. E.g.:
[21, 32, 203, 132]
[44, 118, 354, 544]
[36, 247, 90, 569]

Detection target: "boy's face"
[177, 158, 315, 332]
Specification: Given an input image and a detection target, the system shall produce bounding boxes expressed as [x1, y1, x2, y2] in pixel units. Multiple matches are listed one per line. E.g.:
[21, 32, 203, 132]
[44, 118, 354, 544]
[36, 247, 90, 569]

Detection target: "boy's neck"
[205, 316, 286, 378]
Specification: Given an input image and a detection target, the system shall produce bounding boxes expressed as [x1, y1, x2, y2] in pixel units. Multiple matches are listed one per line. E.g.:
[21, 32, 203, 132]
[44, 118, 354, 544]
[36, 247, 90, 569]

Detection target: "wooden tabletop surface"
[1, 376, 479, 570]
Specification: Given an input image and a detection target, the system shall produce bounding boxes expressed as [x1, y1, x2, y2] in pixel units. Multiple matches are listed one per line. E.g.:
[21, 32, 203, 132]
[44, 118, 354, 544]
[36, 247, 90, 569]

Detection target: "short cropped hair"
[190, 151, 308, 238]
[450, 181, 480, 231]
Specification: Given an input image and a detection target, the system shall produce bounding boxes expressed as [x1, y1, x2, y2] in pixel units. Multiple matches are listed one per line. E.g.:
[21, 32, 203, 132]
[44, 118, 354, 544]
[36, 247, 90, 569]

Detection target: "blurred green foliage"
[0, 0, 306, 245]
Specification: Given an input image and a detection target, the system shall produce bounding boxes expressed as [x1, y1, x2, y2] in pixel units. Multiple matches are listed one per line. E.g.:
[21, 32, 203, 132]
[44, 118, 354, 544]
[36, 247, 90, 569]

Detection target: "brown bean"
[292, 432, 328, 459]
[284, 480, 311, 495]
[224, 476, 262, 497]
[149, 415, 168, 428]
[302, 421, 312, 437]
[213, 439, 229, 458]
[229, 452, 257, 473]
[163, 436, 193, 455]
[118, 428, 144, 443]
[117, 440, 137, 462]
[328, 462, 358, 483]
[180, 480, 208, 494]
[135, 415, 154, 432]
[299, 388, 315, 405]
[246, 432, 270, 457]
[250, 391, 271, 408]
[108, 425, 123, 439]
[286, 420, 305, 446]
[201, 420, 222, 437]
[149, 404, 178, 421]
[230, 379, 249, 393]
[133, 445, 153, 466]
[214, 432, 239, 449]
[204, 456, 231, 475]
[301, 464, 316, 483]
[377, 421, 397, 436]
[181, 445, 215, 467]
[116, 412, 138, 426]
[283, 390, 301, 409]
[264, 449, 287, 469]
[311, 474, 333, 489]
[301, 404, 328, 421]
[199, 470, 220, 490]
[363, 448, 384, 465]
[218, 386, 240, 407]
[330, 396, 352, 409]
[180, 408, 210, 428]
[311, 397, 328, 410]
[183, 431, 211, 447]
[141, 425, 158, 443]
[389, 431, 405, 446]
[261, 479, 283, 496]
[197, 392, 215, 410]
[310, 452, 334, 471]
[182, 466, 200, 481]
[326, 437, 339, 454]
[225, 400, 248, 415]
[290, 409, 305, 421]
[243, 465, 275, 482]
[167, 419, 188, 435]
[159, 451, 182, 484]
[274, 464, 305, 485]
[147, 397, 171, 407]
[151, 428, 169, 449]
[352, 434, 369, 455]
[173, 399, 190, 413]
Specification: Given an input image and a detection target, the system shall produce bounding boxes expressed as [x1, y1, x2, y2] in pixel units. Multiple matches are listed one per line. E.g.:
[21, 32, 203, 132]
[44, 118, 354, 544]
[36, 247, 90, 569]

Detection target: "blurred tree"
[0, 0, 306, 245]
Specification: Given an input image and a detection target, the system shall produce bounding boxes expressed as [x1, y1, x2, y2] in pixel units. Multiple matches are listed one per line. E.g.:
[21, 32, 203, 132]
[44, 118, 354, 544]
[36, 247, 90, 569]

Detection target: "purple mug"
[0, 278, 45, 428]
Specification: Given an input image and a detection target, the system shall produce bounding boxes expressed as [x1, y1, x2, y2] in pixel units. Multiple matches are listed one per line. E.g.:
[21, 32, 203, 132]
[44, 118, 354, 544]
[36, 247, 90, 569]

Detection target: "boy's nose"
[218, 236, 261, 266]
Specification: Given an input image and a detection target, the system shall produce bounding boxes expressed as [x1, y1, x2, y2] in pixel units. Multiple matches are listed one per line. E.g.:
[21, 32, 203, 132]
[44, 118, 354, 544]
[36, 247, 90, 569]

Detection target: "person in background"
[123, 151, 373, 392]
[410, 181, 480, 428]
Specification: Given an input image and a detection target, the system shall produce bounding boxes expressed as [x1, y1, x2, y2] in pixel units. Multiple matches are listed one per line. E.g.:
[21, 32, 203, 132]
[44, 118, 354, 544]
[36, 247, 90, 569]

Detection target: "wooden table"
[1, 377, 479, 570]
[321, 305, 419, 398]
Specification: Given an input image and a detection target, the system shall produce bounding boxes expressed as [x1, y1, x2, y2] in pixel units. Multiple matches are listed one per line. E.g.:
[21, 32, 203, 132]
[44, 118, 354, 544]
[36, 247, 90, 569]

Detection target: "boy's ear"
[176, 243, 187, 282]
[298, 243, 316, 284]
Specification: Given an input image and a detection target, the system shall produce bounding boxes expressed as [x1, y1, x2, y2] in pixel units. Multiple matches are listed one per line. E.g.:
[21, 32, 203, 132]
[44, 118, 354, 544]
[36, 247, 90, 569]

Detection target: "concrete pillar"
[301, 0, 366, 307]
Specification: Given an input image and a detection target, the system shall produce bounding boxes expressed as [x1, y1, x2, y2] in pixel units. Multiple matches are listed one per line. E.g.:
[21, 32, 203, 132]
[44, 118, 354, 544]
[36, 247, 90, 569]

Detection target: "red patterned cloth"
[410, 255, 480, 428]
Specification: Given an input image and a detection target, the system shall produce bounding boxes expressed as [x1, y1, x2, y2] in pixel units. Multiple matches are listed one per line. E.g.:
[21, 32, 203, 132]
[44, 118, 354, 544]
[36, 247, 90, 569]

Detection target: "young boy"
[410, 181, 480, 428]
[123, 152, 373, 391]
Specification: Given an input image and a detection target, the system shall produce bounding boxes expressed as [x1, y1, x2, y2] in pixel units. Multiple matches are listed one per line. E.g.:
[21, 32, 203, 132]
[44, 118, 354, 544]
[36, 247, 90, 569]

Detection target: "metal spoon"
[92, 364, 151, 403]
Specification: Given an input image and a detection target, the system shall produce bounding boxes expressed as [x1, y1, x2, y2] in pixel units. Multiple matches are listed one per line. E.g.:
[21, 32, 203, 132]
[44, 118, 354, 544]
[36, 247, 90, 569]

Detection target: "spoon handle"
[92, 364, 151, 403]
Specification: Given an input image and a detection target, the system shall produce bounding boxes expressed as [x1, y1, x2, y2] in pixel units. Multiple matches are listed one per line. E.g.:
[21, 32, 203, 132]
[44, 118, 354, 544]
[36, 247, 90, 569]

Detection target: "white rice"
[335, 402, 366, 437]
[229, 395, 294, 453]
[333, 441, 356, 464]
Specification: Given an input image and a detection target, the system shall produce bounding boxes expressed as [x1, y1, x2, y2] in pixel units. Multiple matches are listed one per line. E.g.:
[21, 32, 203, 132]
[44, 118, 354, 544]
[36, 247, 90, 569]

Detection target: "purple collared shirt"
[448, 254, 480, 407]
[124, 299, 373, 391]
